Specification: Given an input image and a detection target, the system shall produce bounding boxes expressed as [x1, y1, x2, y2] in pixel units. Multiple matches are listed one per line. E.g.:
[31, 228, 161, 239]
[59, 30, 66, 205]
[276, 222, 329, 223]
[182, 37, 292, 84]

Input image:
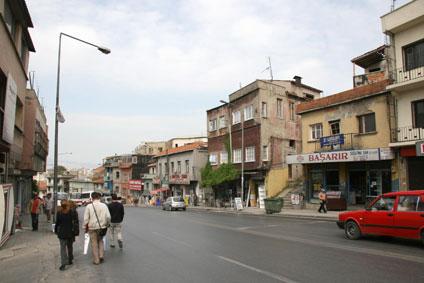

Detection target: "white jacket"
[83, 200, 111, 230]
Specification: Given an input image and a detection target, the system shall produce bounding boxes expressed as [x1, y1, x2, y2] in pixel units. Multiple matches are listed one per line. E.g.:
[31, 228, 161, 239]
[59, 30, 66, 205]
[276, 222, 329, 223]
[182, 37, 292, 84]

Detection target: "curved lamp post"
[53, 33, 110, 223]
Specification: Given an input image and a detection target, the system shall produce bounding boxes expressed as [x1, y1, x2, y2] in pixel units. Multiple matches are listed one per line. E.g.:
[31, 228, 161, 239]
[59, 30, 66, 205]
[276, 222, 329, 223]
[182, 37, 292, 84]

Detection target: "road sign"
[416, 141, 424, 156]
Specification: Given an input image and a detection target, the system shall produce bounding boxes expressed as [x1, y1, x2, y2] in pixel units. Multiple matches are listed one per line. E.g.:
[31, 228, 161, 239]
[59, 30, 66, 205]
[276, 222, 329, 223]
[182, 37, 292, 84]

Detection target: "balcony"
[388, 66, 424, 91]
[391, 125, 424, 144]
[313, 133, 359, 152]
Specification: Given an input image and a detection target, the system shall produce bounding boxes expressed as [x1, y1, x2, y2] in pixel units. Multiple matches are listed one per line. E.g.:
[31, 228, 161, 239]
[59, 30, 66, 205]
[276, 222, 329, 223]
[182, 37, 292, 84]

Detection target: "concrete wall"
[392, 20, 424, 70]
[396, 88, 424, 127]
[265, 167, 288, 197]
[381, 0, 424, 34]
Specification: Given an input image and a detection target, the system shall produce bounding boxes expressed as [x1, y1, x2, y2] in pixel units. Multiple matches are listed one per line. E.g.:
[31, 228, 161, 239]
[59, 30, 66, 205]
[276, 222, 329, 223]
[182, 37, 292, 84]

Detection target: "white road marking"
[151, 232, 193, 248]
[217, 255, 299, 283]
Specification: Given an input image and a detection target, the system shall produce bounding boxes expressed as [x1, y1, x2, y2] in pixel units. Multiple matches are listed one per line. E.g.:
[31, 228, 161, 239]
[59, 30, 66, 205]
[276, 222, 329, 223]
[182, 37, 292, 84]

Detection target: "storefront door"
[349, 171, 366, 204]
[408, 157, 424, 190]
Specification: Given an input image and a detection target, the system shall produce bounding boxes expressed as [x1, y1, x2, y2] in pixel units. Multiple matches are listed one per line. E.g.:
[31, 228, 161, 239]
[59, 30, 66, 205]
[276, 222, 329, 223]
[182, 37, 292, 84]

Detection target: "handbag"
[92, 203, 107, 238]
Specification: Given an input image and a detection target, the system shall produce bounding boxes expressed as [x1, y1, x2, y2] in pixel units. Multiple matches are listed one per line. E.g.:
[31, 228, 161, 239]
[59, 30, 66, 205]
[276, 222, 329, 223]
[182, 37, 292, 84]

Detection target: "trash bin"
[264, 197, 283, 214]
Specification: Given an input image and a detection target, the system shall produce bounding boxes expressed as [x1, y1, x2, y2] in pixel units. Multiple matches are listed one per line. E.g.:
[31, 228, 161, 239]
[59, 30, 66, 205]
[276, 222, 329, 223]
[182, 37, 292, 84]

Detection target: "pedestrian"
[28, 193, 42, 231]
[83, 192, 111, 265]
[318, 187, 327, 213]
[55, 200, 78, 271]
[107, 193, 125, 249]
[45, 193, 53, 222]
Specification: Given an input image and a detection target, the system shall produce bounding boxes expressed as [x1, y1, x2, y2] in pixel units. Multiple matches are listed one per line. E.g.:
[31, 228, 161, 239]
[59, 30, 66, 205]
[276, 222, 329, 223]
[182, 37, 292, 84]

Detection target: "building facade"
[207, 78, 321, 207]
[382, 0, 424, 191]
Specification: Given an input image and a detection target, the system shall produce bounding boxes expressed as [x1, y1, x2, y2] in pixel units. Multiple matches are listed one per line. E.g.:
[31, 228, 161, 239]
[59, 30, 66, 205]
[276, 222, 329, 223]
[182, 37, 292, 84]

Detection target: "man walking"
[108, 194, 124, 249]
[83, 192, 111, 265]
[28, 193, 42, 231]
[318, 188, 327, 213]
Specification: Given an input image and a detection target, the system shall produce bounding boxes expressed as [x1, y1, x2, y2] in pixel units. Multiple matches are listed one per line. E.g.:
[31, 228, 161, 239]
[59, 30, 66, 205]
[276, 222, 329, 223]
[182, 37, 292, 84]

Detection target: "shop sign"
[129, 179, 142, 191]
[235, 197, 243, 211]
[320, 134, 344, 147]
[169, 174, 190, 185]
[287, 148, 394, 164]
[258, 185, 266, 209]
[417, 141, 424, 157]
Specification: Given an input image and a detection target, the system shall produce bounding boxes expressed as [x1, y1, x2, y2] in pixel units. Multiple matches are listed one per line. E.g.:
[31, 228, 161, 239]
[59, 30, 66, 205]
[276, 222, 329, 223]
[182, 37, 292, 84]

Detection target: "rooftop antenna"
[262, 57, 273, 81]
[390, 0, 396, 11]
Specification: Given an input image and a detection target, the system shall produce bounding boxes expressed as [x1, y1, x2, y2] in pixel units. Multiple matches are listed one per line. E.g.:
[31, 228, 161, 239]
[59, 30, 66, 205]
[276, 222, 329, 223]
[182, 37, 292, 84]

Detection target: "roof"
[296, 80, 390, 114]
[156, 142, 207, 157]
[351, 45, 387, 69]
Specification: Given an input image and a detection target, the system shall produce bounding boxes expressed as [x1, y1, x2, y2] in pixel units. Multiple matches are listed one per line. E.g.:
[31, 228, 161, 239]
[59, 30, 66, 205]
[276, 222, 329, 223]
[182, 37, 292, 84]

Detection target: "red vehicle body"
[337, 190, 424, 244]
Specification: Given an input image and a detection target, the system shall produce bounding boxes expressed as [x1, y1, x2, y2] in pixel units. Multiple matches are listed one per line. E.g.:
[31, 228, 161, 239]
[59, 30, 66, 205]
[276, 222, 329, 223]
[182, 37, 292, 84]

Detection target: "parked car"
[337, 190, 424, 244]
[162, 196, 186, 211]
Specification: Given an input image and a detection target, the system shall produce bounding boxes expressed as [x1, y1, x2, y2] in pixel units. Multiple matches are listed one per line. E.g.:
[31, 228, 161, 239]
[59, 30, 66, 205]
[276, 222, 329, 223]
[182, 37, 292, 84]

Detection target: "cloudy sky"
[25, 0, 408, 169]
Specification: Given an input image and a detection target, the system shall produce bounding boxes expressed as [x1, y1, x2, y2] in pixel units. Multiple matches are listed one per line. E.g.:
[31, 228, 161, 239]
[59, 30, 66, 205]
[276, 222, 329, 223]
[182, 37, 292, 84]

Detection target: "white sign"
[287, 148, 394, 164]
[234, 197, 243, 211]
[417, 141, 424, 157]
[258, 185, 266, 209]
[3, 74, 17, 144]
[291, 194, 300, 205]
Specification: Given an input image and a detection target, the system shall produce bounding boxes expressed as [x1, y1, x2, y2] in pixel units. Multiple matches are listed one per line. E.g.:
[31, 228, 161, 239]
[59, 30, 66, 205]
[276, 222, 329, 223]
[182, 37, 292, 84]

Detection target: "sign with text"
[234, 197, 243, 211]
[258, 185, 266, 209]
[129, 179, 142, 191]
[287, 148, 394, 164]
[417, 141, 424, 157]
[320, 134, 344, 147]
[169, 174, 190, 185]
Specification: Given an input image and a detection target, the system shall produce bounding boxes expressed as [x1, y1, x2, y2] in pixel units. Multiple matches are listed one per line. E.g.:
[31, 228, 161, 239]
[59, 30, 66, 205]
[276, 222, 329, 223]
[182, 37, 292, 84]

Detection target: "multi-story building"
[382, 0, 424, 191]
[207, 78, 321, 207]
[287, 46, 396, 207]
[166, 137, 207, 149]
[134, 141, 166, 155]
[155, 142, 208, 201]
[46, 170, 74, 194]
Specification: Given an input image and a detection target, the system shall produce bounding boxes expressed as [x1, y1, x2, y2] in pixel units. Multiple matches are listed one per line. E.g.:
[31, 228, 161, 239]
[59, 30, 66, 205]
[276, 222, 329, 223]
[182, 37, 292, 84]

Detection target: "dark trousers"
[31, 213, 39, 230]
[318, 200, 327, 213]
[59, 238, 74, 265]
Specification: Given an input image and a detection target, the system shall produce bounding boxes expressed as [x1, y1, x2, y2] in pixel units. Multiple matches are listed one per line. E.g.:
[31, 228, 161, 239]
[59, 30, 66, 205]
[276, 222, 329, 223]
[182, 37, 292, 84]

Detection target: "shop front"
[400, 143, 424, 190]
[287, 148, 395, 208]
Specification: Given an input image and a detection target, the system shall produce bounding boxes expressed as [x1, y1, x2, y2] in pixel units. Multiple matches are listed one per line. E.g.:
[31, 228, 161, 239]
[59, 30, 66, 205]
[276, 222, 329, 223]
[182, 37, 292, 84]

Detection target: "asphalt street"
[67, 206, 424, 283]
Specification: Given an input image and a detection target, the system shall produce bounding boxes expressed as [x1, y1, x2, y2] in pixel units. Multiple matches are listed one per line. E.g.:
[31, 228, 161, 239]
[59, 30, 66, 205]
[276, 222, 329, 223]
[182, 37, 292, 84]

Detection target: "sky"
[25, 0, 409, 169]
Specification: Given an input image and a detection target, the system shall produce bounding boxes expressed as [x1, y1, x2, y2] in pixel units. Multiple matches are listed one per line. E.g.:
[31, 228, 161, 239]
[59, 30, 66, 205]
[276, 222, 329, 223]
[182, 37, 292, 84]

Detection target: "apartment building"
[207, 78, 321, 207]
[382, 0, 424, 191]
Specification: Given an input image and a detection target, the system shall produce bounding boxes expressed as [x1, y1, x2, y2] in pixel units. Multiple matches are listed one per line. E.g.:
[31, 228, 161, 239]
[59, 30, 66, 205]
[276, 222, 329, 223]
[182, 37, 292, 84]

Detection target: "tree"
[201, 162, 238, 187]
[57, 165, 68, 175]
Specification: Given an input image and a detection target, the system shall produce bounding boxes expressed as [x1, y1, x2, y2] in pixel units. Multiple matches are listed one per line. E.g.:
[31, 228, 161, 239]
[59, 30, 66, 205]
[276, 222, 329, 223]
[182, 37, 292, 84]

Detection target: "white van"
[80, 191, 94, 206]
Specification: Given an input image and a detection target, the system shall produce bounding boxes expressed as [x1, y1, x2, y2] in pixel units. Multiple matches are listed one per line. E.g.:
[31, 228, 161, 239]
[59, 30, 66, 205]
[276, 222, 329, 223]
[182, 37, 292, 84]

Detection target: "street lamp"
[53, 33, 110, 224]
[220, 100, 244, 206]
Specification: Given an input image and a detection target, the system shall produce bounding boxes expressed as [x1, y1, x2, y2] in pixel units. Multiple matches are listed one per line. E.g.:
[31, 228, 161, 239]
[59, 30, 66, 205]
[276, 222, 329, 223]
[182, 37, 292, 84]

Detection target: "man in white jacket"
[83, 192, 111, 265]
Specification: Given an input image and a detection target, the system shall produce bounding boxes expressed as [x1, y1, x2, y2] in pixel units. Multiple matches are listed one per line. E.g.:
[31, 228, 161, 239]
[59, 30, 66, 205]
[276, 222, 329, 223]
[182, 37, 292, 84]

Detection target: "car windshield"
[172, 197, 184, 202]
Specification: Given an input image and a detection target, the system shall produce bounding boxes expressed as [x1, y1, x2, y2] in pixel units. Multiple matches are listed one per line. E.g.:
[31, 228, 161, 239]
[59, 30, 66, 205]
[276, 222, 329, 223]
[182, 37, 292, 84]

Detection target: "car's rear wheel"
[345, 220, 361, 240]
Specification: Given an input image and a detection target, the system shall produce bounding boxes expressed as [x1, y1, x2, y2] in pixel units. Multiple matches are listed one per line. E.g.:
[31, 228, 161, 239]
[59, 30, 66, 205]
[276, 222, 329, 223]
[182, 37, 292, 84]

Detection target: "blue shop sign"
[320, 134, 344, 147]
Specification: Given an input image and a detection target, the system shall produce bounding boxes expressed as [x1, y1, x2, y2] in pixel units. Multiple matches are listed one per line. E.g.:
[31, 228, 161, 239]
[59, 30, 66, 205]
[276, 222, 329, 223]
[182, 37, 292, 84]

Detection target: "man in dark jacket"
[107, 194, 125, 248]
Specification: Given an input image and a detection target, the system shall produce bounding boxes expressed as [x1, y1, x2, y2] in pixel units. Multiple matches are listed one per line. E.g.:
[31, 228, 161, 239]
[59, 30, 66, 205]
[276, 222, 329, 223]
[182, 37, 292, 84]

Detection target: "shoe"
[118, 240, 123, 249]
[100, 258, 104, 263]
[59, 265, 66, 271]
[110, 244, 115, 248]
[93, 261, 100, 265]
[68, 260, 73, 265]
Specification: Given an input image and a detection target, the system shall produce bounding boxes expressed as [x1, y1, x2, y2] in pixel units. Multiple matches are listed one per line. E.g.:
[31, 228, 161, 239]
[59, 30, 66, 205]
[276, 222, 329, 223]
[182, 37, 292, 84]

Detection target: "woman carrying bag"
[55, 200, 79, 271]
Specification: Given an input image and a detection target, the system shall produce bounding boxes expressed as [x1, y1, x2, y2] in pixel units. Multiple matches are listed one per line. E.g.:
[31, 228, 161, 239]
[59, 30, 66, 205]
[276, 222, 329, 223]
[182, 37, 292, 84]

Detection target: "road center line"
[217, 255, 299, 283]
[151, 232, 193, 248]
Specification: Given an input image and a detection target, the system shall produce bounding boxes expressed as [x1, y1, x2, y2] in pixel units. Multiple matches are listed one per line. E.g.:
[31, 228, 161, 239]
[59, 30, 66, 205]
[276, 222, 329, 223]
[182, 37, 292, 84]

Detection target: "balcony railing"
[314, 133, 358, 152]
[391, 66, 424, 84]
[392, 125, 424, 143]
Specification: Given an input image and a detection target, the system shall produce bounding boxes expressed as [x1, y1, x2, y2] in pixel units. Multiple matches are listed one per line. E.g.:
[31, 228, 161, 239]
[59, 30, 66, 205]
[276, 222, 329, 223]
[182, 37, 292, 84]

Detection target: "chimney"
[293, 76, 302, 85]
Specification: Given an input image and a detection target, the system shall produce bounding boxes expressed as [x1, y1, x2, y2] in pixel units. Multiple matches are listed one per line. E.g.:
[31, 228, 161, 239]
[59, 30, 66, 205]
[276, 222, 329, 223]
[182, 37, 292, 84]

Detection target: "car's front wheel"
[345, 220, 361, 240]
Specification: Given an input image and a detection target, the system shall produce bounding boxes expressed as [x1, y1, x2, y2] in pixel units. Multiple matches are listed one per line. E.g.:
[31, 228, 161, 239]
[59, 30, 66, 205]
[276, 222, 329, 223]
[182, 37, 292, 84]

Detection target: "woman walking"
[55, 200, 79, 271]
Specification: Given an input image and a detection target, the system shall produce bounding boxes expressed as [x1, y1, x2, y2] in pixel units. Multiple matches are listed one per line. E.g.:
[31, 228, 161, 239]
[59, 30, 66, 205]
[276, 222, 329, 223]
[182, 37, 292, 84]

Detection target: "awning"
[149, 188, 170, 195]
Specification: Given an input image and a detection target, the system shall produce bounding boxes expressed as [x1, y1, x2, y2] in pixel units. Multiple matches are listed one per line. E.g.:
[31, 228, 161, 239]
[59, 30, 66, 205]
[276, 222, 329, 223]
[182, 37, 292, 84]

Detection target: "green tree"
[57, 165, 68, 175]
[201, 162, 238, 187]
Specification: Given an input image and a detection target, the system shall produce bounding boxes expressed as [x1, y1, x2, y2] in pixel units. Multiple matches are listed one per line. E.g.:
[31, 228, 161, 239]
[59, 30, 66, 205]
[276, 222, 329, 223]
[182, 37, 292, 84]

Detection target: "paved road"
[70, 206, 423, 283]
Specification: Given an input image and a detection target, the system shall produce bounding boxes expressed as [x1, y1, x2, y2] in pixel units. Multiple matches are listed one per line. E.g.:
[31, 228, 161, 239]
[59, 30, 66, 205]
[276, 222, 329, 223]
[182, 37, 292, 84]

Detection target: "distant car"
[162, 196, 186, 211]
[337, 190, 424, 244]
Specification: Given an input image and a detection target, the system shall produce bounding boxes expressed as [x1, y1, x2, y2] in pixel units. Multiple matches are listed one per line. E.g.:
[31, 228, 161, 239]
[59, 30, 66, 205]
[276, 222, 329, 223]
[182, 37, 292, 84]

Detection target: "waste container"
[264, 197, 283, 214]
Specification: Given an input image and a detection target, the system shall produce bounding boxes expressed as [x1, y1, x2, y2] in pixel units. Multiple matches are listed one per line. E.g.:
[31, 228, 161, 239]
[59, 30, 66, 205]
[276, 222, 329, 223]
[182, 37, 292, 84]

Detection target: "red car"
[337, 190, 424, 244]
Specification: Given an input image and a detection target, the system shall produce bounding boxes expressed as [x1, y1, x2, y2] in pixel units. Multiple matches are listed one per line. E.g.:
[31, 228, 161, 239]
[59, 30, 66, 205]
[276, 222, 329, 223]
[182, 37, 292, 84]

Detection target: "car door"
[394, 194, 424, 239]
[362, 196, 396, 236]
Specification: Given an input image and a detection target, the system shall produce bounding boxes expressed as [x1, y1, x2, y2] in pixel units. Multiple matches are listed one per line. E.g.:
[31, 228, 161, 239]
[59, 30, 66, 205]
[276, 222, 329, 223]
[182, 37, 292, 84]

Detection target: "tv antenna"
[261, 57, 273, 81]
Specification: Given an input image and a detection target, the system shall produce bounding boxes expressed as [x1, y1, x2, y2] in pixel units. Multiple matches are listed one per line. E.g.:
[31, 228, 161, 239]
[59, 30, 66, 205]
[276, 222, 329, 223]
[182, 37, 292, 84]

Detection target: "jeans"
[89, 230, 104, 264]
[31, 213, 39, 230]
[59, 238, 73, 265]
[109, 223, 122, 245]
[318, 200, 327, 213]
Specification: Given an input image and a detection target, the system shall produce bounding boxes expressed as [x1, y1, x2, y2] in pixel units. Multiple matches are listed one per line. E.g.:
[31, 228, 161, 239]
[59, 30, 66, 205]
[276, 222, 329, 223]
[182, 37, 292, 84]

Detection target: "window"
[329, 120, 340, 135]
[277, 98, 283, 118]
[185, 160, 190, 173]
[397, 196, 420, 212]
[177, 161, 181, 174]
[369, 196, 396, 211]
[209, 119, 217, 131]
[245, 146, 255, 162]
[310, 123, 323, 140]
[233, 149, 242, 163]
[220, 151, 228, 164]
[261, 102, 268, 118]
[171, 162, 175, 173]
[232, 111, 241, 124]
[404, 40, 424, 71]
[289, 102, 295, 121]
[304, 93, 314, 101]
[244, 105, 253, 121]
[412, 100, 424, 128]
[116, 171, 120, 179]
[219, 116, 226, 129]
[209, 153, 218, 165]
[159, 163, 162, 176]
[262, 145, 268, 161]
[289, 140, 296, 149]
[358, 113, 376, 133]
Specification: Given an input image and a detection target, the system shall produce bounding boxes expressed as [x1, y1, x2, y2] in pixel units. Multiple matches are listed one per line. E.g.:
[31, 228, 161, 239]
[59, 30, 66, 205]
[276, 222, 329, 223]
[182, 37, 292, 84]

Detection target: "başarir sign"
[286, 148, 394, 164]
